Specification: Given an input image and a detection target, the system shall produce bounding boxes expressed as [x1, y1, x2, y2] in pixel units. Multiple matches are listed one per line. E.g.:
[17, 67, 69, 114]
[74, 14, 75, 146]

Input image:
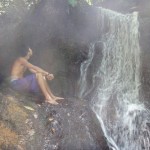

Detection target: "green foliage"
[0, 0, 11, 7]
[67, 0, 105, 7]
[68, 0, 77, 7]
[86, 0, 105, 5]
[0, 0, 10, 14]
[86, 0, 92, 5]
[0, 0, 40, 15]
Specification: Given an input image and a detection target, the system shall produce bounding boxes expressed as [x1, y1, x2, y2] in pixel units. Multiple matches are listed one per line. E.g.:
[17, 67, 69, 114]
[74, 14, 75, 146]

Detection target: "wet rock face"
[36, 98, 108, 150]
[0, 86, 108, 150]
[138, 1, 150, 105]
[96, 0, 150, 105]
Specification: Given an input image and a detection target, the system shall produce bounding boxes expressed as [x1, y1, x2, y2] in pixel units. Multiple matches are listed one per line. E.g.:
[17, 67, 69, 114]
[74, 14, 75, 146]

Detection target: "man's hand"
[46, 74, 54, 80]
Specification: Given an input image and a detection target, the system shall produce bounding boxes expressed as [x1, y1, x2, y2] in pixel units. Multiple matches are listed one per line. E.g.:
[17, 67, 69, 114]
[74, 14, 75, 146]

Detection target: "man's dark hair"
[18, 44, 29, 57]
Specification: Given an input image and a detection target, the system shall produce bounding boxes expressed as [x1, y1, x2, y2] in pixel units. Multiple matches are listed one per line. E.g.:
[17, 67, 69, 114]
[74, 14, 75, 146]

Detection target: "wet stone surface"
[0, 86, 108, 150]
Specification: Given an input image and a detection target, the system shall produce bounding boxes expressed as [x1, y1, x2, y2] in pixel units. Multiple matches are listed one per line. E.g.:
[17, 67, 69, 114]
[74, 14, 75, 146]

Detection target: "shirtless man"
[10, 47, 63, 104]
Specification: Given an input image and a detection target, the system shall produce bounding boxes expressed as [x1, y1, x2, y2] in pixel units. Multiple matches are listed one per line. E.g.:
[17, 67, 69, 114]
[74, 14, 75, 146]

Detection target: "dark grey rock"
[0, 86, 108, 150]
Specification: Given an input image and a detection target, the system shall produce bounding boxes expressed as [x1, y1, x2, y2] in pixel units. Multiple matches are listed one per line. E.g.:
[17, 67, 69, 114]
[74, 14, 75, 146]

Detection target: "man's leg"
[43, 76, 64, 100]
[36, 73, 58, 104]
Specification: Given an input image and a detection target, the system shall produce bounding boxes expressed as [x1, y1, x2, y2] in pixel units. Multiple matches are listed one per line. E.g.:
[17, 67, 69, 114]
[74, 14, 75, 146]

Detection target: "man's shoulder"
[16, 57, 27, 64]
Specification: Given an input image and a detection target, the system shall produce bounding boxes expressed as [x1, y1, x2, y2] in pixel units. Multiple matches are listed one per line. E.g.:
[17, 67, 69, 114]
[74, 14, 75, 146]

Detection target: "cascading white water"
[78, 7, 150, 150]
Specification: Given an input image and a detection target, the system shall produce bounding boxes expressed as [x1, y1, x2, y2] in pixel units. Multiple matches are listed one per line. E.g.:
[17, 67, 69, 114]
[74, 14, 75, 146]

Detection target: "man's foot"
[45, 96, 59, 105]
[45, 100, 59, 105]
[54, 97, 64, 101]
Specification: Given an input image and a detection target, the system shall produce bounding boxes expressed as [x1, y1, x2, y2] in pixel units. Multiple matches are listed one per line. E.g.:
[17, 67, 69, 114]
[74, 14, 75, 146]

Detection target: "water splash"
[78, 43, 95, 98]
[78, 7, 150, 150]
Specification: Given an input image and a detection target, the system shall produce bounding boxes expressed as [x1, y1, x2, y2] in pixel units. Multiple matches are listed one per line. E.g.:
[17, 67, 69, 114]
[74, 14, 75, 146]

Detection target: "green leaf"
[68, 0, 77, 7]
[86, 0, 92, 5]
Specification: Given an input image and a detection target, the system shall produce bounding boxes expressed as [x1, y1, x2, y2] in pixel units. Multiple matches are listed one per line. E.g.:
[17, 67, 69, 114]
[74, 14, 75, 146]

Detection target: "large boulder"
[0, 85, 108, 150]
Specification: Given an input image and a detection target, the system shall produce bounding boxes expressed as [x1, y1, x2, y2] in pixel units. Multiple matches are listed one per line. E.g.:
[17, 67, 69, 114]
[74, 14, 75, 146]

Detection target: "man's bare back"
[11, 57, 27, 79]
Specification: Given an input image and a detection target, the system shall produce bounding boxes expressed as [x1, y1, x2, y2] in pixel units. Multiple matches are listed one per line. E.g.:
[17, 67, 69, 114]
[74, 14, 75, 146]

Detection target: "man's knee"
[36, 73, 46, 80]
[36, 72, 43, 78]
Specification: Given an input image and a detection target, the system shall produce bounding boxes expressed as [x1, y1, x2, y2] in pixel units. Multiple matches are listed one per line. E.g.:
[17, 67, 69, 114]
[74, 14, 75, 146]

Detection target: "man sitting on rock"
[10, 47, 63, 104]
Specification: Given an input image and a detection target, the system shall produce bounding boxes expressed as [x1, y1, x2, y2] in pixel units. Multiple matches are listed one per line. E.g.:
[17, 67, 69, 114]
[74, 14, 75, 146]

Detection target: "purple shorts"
[10, 74, 40, 93]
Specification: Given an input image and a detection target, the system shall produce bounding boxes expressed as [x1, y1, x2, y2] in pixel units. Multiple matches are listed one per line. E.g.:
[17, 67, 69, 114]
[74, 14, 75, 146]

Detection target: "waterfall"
[78, 7, 150, 150]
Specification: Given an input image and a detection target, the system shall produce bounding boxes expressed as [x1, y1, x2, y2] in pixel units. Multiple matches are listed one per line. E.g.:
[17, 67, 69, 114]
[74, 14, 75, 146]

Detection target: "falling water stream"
[78, 7, 150, 150]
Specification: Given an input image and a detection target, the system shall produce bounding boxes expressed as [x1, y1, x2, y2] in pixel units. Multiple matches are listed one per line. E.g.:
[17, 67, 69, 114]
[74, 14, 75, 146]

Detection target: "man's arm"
[29, 68, 37, 74]
[19, 57, 50, 76]
[29, 68, 54, 80]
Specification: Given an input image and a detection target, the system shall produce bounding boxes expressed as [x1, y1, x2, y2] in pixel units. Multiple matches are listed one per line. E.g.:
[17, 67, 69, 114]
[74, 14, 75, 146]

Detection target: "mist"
[0, 0, 98, 97]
